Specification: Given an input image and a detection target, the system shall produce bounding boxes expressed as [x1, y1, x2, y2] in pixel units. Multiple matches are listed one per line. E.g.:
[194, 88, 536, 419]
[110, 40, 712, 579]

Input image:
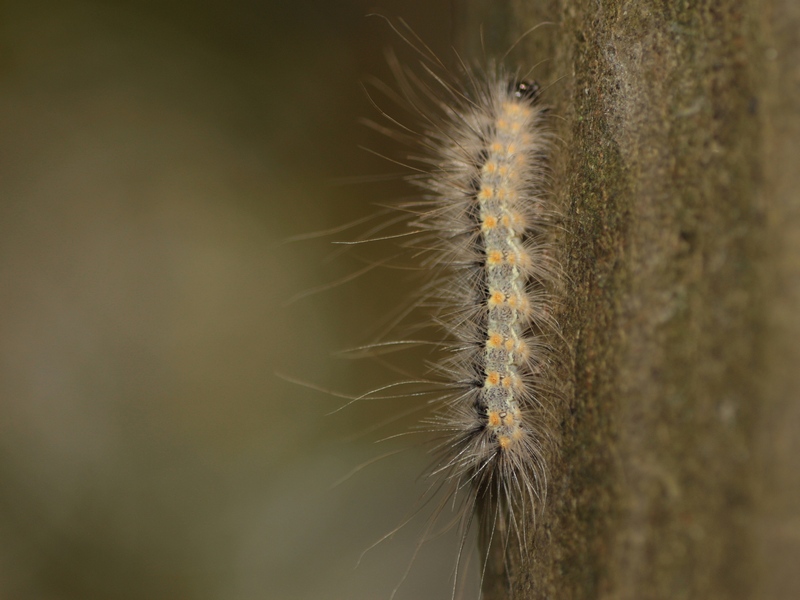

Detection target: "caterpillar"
[331, 19, 561, 598]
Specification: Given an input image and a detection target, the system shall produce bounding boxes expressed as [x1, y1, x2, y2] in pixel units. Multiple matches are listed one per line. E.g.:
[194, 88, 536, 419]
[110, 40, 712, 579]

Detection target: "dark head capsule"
[509, 80, 542, 103]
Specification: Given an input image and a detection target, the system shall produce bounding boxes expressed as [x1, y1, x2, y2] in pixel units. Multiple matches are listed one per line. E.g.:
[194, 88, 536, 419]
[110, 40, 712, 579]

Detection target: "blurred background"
[0, 1, 481, 599]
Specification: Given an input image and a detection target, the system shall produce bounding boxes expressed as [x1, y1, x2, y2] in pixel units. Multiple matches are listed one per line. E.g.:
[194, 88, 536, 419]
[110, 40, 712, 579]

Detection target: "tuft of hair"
[354, 17, 562, 598]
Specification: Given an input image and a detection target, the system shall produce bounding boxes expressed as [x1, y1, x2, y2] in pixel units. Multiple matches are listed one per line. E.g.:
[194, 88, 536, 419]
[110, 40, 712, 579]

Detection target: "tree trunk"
[462, 1, 800, 598]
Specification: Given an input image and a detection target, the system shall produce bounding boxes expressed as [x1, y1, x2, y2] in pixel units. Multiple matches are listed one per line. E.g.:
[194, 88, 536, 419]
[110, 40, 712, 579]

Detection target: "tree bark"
[461, 1, 800, 598]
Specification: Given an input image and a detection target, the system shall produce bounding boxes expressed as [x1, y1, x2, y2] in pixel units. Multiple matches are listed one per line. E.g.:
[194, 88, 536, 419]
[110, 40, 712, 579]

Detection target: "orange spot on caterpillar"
[487, 250, 504, 265]
[482, 215, 497, 229]
[501, 374, 523, 391]
[518, 294, 532, 314]
[515, 249, 533, 270]
[501, 210, 527, 232]
[488, 290, 505, 306]
[487, 332, 503, 348]
[478, 186, 494, 200]
[502, 411, 516, 426]
[485, 371, 500, 386]
[498, 436, 512, 449]
[487, 411, 501, 427]
[507, 294, 532, 317]
[514, 340, 531, 363]
[484, 161, 498, 174]
[504, 102, 532, 118]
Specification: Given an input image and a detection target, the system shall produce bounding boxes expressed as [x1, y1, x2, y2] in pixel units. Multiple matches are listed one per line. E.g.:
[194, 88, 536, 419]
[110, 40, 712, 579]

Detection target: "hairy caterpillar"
[320, 18, 561, 598]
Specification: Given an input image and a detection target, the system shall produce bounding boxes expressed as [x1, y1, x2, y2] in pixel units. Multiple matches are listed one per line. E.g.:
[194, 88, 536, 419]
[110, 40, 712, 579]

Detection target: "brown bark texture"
[460, 0, 800, 598]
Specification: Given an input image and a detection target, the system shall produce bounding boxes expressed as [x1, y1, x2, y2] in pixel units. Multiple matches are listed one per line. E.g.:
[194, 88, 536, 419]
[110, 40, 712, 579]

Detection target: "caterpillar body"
[340, 22, 560, 597]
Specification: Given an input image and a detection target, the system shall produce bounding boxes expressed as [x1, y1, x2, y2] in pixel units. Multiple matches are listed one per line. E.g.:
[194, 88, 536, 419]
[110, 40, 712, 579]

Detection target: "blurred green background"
[0, 1, 480, 599]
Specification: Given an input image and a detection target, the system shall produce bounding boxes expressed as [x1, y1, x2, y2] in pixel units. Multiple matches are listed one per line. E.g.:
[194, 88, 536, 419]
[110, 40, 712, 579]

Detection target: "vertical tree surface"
[462, 1, 800, 598]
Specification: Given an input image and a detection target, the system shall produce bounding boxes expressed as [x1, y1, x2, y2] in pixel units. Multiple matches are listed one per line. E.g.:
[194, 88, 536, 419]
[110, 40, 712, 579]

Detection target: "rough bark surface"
[461, 1, 800, 598]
